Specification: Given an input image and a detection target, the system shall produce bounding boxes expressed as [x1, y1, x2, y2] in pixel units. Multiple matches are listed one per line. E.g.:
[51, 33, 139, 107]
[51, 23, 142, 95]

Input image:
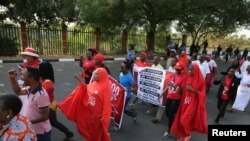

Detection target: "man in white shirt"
[240, 53, 250, 73]
[166, 49, 178, 70]
[145, 56, 164, 115]
[152, 56, 164, 70]
[192, 55, 210, 80]
[206, 55, 217, 92]
[167, 58, 177, 73]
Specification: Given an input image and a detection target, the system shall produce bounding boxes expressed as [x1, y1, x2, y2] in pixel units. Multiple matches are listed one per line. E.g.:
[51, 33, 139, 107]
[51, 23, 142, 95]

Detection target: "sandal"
[111, 126, 120, 132]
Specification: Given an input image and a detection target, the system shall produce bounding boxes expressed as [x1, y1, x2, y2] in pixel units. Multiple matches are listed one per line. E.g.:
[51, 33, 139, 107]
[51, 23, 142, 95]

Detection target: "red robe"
[134, 60, 151, 67]
[59, 68, 112, 141]
[171, 63, 208, 137]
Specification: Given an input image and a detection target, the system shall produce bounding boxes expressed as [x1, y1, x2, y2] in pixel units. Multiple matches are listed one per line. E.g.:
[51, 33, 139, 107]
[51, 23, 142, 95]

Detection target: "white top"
[208, 59, 217, 69]
[240, 60, 250, 73]
[239, 72, 250, 92]
[192, 60, 210, 79]
[151, 64, 164, 70]
[167, 66, 176, 73]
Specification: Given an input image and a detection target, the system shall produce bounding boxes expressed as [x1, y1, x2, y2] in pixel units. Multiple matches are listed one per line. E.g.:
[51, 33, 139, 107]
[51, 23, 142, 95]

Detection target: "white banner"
[137, 67, 166, 106]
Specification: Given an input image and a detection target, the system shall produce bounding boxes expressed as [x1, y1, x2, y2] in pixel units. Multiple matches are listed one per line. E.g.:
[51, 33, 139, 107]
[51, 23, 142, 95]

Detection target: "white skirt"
[232, 86, 250, 111]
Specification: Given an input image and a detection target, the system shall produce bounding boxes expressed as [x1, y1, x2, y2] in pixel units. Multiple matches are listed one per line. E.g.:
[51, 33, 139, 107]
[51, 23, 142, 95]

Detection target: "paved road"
[0, 60, 249, 141]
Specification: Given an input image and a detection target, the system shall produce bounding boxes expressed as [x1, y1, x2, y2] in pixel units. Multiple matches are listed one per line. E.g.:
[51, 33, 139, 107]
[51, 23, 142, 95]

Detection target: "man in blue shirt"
[111, 61, 137, 131]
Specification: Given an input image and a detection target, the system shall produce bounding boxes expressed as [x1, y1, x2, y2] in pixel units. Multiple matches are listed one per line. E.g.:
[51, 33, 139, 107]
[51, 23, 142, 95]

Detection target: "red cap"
[140, 52, 148, 58]
[95, 53, 105, 62]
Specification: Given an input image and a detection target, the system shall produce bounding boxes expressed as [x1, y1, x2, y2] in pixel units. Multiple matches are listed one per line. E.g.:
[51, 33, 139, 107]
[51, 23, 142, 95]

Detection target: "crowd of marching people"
[1, 40, 250, 141]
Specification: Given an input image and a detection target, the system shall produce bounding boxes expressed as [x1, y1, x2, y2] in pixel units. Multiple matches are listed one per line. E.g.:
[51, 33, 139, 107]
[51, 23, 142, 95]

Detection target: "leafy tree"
[77, 0, 125, 29]
[177, 0, 250, 45]
[54, 0, 79, 23]
[125, 0, 182, 51]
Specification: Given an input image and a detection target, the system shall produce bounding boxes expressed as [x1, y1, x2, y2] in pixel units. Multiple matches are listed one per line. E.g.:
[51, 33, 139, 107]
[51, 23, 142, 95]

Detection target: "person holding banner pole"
[130, 52, 151, 106]
[111, 61, 137, 132]
[152, 57, 178, 124]
[146, 56, 164, 115]
[158, 62, 187, 138]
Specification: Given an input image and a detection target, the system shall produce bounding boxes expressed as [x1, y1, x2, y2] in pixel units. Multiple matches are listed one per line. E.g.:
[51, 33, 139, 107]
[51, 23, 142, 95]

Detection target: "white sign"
[137, 67, 166, 106]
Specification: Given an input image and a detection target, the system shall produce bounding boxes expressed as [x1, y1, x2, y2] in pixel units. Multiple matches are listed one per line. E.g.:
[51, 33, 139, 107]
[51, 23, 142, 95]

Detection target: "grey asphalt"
[0, 59, 249, 141]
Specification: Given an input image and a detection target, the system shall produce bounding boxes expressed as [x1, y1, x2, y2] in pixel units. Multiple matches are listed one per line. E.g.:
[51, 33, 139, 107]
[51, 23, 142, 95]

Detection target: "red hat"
[20, 47, 39, 58]
[140, 52, 148, 58]
[174, 62, 184, 70]
[95, 53, 105, 62]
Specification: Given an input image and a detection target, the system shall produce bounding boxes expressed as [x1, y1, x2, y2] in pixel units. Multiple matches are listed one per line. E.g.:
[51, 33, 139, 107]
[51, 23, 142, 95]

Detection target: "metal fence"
[100, 32, 122, 54]
[67, 29, 95, 55]
[0, 24, 177, 55]
[27, 27, 62, 55]
[0, 24, 22, 52]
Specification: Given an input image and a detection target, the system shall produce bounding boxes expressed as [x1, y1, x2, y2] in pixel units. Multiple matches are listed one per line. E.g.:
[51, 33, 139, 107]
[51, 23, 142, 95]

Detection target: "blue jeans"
[37, 131, 52, 141]
[124, 96, 136, 117]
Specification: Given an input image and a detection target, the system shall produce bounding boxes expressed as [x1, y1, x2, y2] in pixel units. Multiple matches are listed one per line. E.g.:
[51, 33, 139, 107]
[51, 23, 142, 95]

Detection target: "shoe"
[145, 110, 153, 114]
[129, 103, 135, 107]
[214, 118, 219, 123]
[111, 126, 120, 132]
[161, 131, 171, 139]
[151, 118, 160, 124]
[130, 107, 136, 111]
[133, 111, 137, 123]
[227, 108, 235, 112]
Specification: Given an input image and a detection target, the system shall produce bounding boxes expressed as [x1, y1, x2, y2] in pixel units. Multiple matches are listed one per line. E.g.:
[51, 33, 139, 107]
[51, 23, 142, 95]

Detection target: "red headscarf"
[140, 52, 148, 58]
[171, 63, 207, 137]
[95, 53, 105, 63]
[177, 51, 188, 74]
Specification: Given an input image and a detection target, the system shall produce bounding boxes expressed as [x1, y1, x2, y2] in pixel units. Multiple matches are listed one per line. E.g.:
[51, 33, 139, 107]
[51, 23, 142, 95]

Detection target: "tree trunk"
[146, 23, 156, 52]
[20, 21, 28, 51]
[62, 23, 68, 55]
[121, 29, 128, 53]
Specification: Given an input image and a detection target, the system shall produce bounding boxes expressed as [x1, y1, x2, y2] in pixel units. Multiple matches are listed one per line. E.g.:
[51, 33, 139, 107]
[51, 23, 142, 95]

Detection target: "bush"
[0, 37, 19, 56]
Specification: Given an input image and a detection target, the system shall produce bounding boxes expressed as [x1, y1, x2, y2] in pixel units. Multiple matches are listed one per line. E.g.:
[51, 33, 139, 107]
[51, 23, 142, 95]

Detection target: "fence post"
[62, 23, 68, 55]
[20, 21, 28, 51]
[95, 27, 101, 52]
[122, 30, 128, 53]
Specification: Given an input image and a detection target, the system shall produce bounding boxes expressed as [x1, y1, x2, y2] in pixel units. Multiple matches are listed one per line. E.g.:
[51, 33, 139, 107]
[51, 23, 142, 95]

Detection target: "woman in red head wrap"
[59, 68, 112, 141]
[94, 53, 111, 74]
[134, 52, 151, 67]
[171, 63, 207, 141]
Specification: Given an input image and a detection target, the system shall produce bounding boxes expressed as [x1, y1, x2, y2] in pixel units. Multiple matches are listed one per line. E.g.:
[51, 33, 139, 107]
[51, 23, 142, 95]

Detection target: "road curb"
[0, 57, 117, 64]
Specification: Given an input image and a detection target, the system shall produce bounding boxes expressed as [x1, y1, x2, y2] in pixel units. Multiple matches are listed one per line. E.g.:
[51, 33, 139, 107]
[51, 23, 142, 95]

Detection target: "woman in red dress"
[171, 63, 208, 141]
[59, 68, 112, 141]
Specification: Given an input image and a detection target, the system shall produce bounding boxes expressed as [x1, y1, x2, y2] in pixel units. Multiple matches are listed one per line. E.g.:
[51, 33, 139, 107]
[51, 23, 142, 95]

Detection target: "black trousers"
[215, 99, 229, 122]
[49, 109, 74, 138]
[165, 98, 181, 131]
